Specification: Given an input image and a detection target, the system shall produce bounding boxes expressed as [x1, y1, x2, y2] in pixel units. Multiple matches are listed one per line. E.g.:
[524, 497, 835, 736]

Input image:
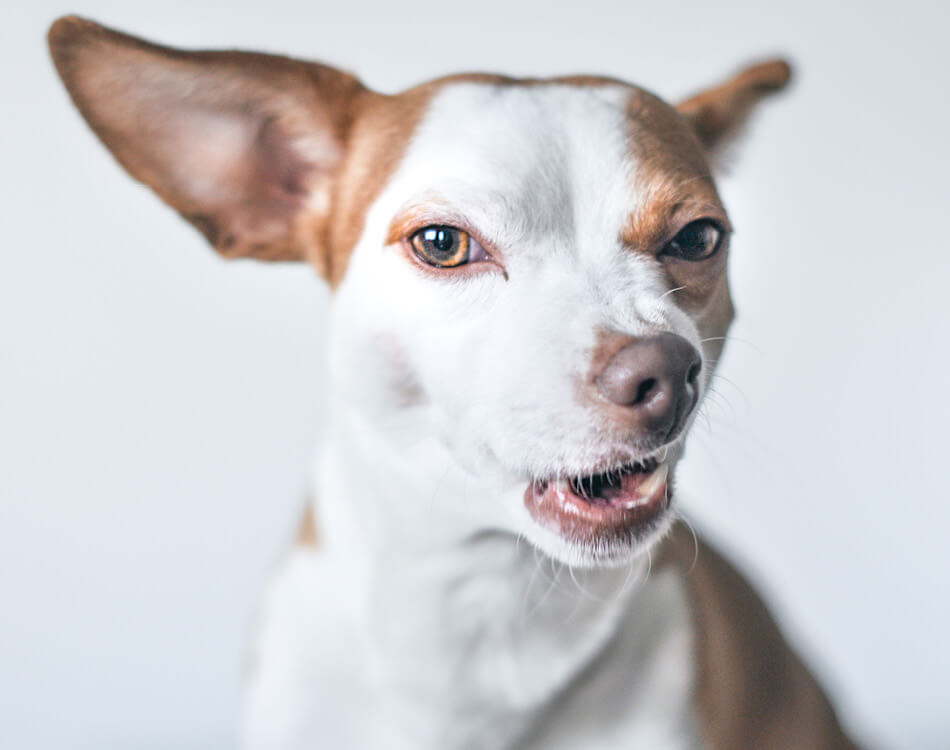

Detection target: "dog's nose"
[595, 333, 702, 441]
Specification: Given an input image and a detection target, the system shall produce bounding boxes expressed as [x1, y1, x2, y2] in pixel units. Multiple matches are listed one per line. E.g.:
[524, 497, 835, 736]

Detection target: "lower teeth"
[565, 462, 668, 506]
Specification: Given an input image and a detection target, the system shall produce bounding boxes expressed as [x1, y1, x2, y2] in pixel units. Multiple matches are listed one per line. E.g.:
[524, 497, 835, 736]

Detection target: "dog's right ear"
[677, 59, 792, 167]
[48, 16, 371, 277]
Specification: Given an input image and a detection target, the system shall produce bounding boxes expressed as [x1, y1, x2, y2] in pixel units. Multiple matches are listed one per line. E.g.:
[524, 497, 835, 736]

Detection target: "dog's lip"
[524, 460, 671, 538]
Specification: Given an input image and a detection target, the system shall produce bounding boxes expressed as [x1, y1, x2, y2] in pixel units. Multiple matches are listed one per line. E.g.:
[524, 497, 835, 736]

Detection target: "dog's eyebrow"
[620, 180, 728, 253]
[620, 88, 730, 252]
[385, 202, 470, 245]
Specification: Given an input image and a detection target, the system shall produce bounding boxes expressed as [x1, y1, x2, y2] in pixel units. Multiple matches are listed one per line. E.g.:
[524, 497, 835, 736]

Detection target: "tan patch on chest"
[295, 503, 319, 548]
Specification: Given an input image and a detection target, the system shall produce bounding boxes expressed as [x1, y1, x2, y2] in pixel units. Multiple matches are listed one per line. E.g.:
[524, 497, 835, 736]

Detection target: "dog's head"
[50, 17, 790, 566]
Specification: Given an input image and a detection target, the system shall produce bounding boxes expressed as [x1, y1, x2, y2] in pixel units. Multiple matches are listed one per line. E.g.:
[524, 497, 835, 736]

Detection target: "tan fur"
[322, 86, 438, 285]
[619, 88, 739, 364]
[658, 524, 858, 749]
[623, 89, 725, 252]
[295, 504, 319, 549]
[677, 59, 793, 152]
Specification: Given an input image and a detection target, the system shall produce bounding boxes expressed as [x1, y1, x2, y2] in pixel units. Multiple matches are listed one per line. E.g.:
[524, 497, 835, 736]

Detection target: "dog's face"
[50, 17, 790, 566]
[331, 81, 735, 565]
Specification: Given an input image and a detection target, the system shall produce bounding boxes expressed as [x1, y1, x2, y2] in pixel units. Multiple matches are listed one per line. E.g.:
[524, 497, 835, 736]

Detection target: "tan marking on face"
[321, 86, 439, 285]
[621, 89, 735, 338]
[622, 89, 726, 252]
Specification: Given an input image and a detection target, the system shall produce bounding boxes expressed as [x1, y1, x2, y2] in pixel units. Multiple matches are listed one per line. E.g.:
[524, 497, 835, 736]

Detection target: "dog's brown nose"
[596, 333, 702, 441]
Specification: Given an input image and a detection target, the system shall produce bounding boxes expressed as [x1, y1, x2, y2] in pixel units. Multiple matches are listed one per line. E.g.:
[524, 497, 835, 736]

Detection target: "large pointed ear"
[47, 16, 371, 272]
[677, 59, 792, 164]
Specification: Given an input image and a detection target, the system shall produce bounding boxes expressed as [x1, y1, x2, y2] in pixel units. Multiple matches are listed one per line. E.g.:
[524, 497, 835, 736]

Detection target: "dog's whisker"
[702, 386, 733, 419]
[709, 372, 751, 409]
[679, 512, 700, 577]
[660, 285, 687, 301]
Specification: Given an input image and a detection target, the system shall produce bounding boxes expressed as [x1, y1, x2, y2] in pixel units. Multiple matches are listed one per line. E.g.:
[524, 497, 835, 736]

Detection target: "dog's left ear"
[677, 59, 792, 163]
[48, 16, 372, 273]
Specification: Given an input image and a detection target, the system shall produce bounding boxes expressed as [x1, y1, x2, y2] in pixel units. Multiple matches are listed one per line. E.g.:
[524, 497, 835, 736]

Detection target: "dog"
[48, 16, 859, 749]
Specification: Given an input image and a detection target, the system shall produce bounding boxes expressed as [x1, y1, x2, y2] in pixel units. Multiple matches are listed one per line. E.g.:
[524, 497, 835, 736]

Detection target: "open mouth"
[524, 459, 672, 542]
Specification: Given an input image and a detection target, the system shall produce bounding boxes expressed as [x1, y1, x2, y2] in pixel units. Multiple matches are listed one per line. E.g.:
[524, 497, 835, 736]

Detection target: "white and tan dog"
[49, 16, 859, 749]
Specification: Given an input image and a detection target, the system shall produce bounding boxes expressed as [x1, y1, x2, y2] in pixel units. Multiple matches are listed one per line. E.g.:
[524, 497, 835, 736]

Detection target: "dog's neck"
[315, 400, 695, 748]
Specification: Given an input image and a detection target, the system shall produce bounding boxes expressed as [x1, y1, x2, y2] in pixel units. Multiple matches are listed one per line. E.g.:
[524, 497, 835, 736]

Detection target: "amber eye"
[409, 226, 474, 268]
[661, 219, 724, 262]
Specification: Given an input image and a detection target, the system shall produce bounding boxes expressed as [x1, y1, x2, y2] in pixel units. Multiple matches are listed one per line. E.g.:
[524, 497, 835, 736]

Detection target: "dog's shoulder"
[656, 522, 859, 749]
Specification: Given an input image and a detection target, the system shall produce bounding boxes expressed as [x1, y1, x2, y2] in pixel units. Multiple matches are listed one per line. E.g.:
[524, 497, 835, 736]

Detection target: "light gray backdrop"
[3, 1, 947, 748]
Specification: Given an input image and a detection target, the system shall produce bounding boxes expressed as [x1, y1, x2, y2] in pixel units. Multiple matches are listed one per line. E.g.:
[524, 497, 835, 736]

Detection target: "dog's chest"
[244, 537, 700, 750]
[514, 569, 700, 750]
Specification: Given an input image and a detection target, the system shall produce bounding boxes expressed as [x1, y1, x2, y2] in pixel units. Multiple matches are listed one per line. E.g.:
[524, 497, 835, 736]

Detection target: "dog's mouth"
[524, 459, 672, 544]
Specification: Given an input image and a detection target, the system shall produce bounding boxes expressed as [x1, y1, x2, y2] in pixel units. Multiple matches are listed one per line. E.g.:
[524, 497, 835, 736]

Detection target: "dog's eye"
[409, 226, 485, 268]
[661, 220, 723, 262]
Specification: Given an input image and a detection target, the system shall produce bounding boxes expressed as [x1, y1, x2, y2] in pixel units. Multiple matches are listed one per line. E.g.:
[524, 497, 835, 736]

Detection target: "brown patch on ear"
[48, 15, 371, 270]
[677, 59, 792, 156]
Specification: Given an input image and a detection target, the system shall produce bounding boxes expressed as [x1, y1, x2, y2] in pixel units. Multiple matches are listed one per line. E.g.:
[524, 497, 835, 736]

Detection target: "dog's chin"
[522, 459, 676, 568]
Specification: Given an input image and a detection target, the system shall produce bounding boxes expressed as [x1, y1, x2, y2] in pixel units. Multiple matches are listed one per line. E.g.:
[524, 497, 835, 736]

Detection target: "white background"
[3, 1, 948, 748]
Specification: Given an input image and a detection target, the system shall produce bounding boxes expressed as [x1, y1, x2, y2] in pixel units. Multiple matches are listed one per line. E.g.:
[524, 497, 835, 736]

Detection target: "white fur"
[244, 534, 699, 749]
[243, 82, 709, 749]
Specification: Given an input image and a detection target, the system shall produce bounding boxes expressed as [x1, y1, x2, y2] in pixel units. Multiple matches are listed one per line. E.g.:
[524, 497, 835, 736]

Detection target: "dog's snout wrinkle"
[595, 332, 701, 442]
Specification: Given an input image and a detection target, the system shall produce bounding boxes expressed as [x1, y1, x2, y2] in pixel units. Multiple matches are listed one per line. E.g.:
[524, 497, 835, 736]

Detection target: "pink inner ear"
[255, 116, 314, 198]
[49, 16, 365, 264]
[126, 90, 323, 255]
[155, 109, 254, 204]
[161, 110, 316, 208]
[155, 108, 318, 254]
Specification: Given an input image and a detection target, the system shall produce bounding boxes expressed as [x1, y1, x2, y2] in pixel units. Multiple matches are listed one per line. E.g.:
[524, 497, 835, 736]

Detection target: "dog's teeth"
[622, 497, 649, 509]
[555, 479, 569, 501]
[636, 463, 669, 501]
